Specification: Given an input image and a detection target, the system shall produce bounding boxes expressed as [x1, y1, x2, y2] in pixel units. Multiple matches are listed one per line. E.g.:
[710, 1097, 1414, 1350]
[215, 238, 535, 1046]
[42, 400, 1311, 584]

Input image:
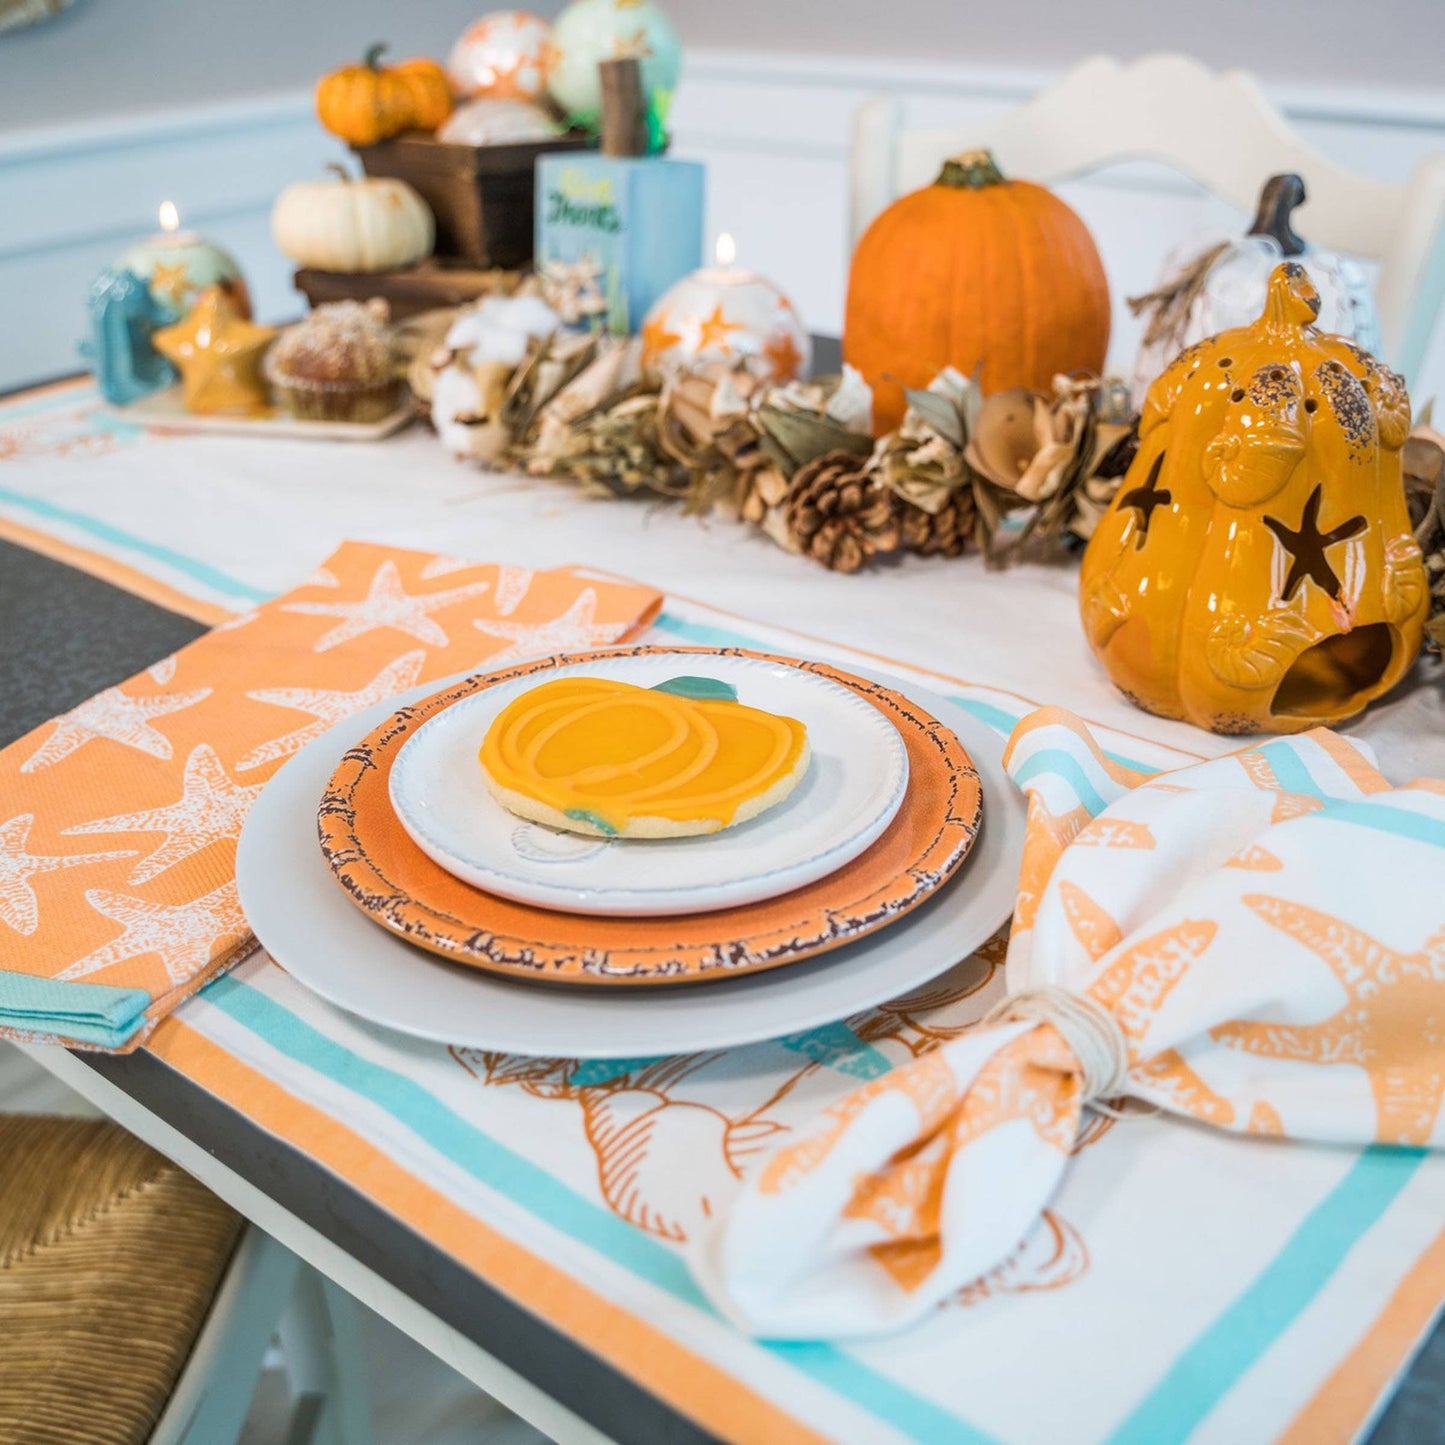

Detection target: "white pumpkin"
[437, 97, 562, 145]
[271, 166, 434, 274]
[1131, 174, 1381, 406]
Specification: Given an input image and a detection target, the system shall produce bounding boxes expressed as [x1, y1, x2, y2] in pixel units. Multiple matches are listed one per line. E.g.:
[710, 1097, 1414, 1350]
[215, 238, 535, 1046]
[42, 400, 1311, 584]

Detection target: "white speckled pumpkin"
[1131, 174, 1380, 407]
[271, 166, 434, 274]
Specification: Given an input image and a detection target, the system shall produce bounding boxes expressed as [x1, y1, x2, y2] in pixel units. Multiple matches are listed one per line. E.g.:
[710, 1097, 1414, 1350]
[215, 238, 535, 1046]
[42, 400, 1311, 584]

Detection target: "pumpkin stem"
[325, 162, 353, 183]
[1248, 174, 1307, 257]
[937, 149, 1006, 189]
[364, 42, 388, 70]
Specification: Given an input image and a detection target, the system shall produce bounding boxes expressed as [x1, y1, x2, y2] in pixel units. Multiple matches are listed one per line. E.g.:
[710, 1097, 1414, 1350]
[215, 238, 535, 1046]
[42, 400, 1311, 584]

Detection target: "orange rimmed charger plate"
[317, 646, 982, 986]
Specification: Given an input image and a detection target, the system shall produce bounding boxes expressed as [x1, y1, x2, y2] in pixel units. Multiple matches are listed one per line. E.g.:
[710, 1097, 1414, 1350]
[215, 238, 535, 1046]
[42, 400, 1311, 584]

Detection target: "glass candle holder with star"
[115, 201, 252, 319]
[640, 233, 811, 382]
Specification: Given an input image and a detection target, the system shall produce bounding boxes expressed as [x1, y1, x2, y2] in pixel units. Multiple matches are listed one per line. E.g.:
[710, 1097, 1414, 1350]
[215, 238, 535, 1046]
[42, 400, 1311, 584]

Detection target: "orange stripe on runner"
[1279, 1222, 1445, 1445]
[1310, 730, 1392, 795]
[0, 514, 231, 625]
[147, 1018, 829, 1445]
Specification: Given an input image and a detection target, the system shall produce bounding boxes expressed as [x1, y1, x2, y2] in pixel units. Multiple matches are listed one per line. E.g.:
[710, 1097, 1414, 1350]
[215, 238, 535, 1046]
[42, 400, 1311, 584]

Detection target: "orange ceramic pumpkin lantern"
[844, 150, 1111, 434]
[1079, 262, 1427, 734]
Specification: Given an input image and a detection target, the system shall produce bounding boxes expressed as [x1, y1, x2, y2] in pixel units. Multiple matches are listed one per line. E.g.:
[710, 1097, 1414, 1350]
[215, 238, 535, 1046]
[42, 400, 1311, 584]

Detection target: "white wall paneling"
[2, 49, 1443, 399]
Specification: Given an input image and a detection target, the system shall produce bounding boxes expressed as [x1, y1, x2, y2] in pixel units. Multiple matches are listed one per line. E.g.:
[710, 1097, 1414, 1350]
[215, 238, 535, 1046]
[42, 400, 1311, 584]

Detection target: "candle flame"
[715, 232, 737, 267]
[158, 200, 180, 233]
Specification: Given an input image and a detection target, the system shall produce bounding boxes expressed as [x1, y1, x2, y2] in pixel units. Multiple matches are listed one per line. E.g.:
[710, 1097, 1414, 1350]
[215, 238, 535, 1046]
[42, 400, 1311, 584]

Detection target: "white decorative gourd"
[271, 166, 435, 275]
[1131, 174, 1380, 405]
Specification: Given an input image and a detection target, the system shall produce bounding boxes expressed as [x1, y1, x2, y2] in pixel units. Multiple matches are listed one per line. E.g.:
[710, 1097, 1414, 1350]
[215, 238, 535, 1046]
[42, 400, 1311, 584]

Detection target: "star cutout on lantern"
[281, 560, 492, 653]
[1117, 453, 1172, 545]
[0, 814, 133, 936]
[1214, 895, 1445, 1145]
[61, 744, 263, 885]
[235, 650, 428, 772]
[640, 309, 683, 364]
[148, 260, 192, 308]
[696, 304, 744, 353]
[762, 330, 803, 381]
[20, 685, 212, 774]
[473, 588, 624, 663]
[1263, 485, 1366, 602]
[58, 881, 249, 987]
[152, 286, 277, 414]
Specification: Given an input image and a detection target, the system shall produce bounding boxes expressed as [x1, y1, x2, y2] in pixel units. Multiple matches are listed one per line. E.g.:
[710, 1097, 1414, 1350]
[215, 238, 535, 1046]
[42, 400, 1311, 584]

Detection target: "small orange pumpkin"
[844, 150, 1111, 434]
[316, 44, 452, 146]
[393, 57, 454, 132]
[1079, 262, 1427, 735]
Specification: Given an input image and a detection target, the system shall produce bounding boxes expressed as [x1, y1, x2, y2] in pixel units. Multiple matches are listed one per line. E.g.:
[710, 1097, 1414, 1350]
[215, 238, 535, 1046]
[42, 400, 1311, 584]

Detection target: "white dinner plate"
[237, 666, 1027, 1059]
[387, 652, 909, 916]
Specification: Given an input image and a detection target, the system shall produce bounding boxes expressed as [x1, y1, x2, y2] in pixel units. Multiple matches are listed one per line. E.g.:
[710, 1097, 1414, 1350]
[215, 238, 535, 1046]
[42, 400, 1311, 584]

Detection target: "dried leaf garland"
[419, 291, 1141, 573]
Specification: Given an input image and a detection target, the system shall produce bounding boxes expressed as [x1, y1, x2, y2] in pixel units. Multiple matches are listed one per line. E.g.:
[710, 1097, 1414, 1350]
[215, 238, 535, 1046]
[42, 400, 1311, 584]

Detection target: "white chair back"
[850, 54, 1445, 384]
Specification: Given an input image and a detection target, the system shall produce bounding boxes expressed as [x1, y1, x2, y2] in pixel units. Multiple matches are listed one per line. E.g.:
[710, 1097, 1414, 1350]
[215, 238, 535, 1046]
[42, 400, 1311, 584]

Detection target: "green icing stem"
[650, 676, 738, 703]
[564, 808, 618, 836]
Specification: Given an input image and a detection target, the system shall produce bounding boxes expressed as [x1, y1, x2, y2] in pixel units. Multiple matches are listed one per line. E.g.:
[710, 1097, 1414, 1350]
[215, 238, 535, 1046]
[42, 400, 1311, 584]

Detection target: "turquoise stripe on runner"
[652, 610, 1161, 773]
[1010, 748, 1111, 816]
[0, 484, 270, 605]
[204, 974, 991, 1442]
[1106, 1146, 1427, 1445]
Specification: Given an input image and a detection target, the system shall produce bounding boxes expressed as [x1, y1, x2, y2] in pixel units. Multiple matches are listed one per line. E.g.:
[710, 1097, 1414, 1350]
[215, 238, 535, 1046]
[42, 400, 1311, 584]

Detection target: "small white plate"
[237, 669, 1027, 1059]
[387, 653, 909, 916]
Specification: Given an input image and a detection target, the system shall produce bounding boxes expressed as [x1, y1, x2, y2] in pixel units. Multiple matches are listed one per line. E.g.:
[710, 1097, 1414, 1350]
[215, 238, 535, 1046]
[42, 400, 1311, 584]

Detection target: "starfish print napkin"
[692, 707, 1445, 1339]
[0, 542, 660, 1050]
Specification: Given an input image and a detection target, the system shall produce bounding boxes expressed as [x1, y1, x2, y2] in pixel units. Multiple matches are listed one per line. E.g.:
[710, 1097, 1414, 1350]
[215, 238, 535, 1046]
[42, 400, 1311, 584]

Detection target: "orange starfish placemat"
[0, 542, 660, 1050]
[695, 709, 1445, 1338]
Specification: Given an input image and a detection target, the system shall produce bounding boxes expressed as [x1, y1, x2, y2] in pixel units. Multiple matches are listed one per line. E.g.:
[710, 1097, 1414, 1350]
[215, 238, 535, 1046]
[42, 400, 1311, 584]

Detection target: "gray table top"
[1, 531, 1442, 1444]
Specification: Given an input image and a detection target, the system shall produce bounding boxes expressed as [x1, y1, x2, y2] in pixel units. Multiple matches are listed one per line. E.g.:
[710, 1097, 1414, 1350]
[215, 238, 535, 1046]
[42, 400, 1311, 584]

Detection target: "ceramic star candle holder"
[115, 202, 251, 318]
[152, 287, 278, 415]
[640, 234, 811, 382]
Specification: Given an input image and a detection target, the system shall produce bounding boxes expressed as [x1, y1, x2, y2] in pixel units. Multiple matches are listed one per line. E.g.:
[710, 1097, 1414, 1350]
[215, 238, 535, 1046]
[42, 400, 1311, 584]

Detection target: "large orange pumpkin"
[316, 44, 453, 146]
[845, 150, 1111, 434]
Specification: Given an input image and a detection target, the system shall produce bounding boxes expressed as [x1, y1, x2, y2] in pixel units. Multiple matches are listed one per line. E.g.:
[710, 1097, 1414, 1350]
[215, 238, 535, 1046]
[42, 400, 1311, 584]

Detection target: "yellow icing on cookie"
[479, 677, 809, 836]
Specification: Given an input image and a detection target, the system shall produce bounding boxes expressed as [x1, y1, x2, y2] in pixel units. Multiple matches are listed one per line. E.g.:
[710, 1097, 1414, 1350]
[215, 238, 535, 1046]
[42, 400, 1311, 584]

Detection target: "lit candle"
[640, 233, 811, 381]
[113, 202, 251, 319]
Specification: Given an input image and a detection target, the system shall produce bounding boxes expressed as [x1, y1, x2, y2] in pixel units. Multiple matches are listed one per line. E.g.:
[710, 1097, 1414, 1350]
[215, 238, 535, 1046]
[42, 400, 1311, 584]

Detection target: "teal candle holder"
[81, 268, 178, 406]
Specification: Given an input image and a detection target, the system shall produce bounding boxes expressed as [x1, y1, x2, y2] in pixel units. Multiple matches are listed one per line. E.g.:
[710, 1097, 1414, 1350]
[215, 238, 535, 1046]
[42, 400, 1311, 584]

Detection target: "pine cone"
[900, 485, 975, 557]
[784, 450, 901, 573]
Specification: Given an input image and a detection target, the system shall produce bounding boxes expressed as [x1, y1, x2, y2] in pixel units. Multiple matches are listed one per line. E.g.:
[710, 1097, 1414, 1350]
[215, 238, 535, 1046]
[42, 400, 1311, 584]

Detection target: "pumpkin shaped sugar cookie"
[1079, 262, 1427, 735]
[479, 675, 811, 838]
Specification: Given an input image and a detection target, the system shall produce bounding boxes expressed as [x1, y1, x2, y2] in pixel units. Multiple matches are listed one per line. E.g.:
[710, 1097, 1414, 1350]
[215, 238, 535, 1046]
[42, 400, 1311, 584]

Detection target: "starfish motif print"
[1084, 917, 1236, 1126]
[148, 655, 177, 685]
[58, 881, 248, 987]
[1118, 453, 1172, 545]
[62, 745, 263, 885]
[282, 560, 492, 653]
[1263, 485, 1366, 602]
[1214, 895, 1445, 1145]
[473, 588, 624, 663]
[1073, 816, 1156, 849]
[215, 609, 260, 633]
[640, 309, 683, 363]
[0, 815, 133, 936]
[696, 304, 744, 353]
[493, 565, 533, 616]
[21, 685, 212, 773]
[1014, 795, 1092, 932]
[1225, 844, 1284, 871]
[418, 555, 476, 580]
[148, 260, 191, 307]
[235, 651, 427, 772]
[761, 329, 803, 380]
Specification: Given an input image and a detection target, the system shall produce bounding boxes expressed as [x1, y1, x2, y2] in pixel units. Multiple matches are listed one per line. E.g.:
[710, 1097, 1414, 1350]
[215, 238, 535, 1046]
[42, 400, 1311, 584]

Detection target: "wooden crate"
[352, 130, 593, 268]
[293, 260, 525, 320]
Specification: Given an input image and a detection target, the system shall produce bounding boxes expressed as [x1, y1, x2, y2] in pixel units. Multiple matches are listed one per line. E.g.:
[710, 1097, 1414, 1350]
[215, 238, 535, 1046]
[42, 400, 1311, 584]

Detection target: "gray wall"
[0, 0, 1439, 133]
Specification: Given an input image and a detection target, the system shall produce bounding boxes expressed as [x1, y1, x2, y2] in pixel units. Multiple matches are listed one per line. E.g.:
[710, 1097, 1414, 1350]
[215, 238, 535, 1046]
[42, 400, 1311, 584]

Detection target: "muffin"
[265, 299, 401, 422]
